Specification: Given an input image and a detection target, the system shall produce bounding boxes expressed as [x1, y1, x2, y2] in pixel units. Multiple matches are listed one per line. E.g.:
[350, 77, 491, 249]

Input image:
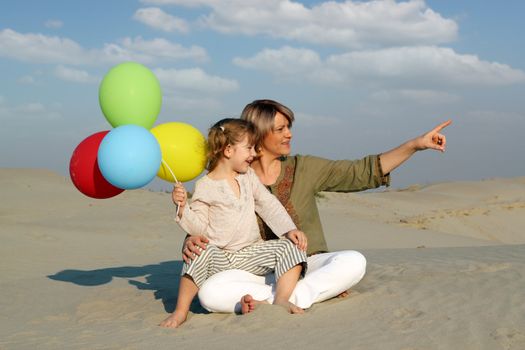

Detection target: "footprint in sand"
[463, 262, 512, 273]
[391, 307, 425, 331]
[28, 232, 59, 242]
[491, 328, 525, 350]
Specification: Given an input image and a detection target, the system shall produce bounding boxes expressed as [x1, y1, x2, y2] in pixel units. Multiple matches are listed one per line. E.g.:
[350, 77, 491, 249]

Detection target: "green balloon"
[99, 62, 162, 129]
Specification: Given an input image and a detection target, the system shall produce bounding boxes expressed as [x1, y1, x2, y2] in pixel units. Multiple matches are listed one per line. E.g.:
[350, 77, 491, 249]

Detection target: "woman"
[182, 99, 450, 313]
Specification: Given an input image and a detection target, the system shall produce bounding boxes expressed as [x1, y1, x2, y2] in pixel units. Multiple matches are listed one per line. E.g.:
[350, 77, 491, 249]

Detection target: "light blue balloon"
[98, 125, 161, 189]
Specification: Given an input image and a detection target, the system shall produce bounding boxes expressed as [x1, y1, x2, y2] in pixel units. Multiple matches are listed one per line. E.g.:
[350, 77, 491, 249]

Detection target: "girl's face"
[260, 112, 292, 157]
[226, 134, 257, 174]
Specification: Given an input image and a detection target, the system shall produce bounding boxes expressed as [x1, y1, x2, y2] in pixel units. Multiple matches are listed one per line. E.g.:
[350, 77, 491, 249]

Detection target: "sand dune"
[1, 169, 524, 349]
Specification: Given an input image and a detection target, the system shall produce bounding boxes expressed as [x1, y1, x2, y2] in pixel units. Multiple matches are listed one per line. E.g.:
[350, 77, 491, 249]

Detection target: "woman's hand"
[182, 235, 209, 264]
[285, 230, 308, 252]
[380, 119, 452, 174]
[172, 183, 187, 218]
[413, 120, 452, 152]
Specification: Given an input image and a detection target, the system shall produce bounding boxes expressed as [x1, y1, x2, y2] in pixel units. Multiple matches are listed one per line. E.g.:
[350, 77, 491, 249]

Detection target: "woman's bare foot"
[159, 311, 187, 328]
[337, 290, 351, 298]
[240, 294, 267, 314]
[273, 299, 304, 314]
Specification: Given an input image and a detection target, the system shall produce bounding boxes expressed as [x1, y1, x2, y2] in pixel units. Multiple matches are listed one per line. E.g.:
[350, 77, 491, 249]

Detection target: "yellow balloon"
[151, 122, 207, 182]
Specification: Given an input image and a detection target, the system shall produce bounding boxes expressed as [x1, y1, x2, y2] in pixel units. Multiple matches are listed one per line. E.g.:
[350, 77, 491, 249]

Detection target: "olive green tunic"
[260, 154, 390, 255]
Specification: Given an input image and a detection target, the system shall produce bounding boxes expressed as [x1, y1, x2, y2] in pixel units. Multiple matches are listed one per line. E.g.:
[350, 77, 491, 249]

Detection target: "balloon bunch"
[70, 62, 207, 199]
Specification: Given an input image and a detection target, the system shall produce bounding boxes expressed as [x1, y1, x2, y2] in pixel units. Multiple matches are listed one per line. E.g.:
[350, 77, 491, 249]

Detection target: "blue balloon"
[98, 125, 161, 189]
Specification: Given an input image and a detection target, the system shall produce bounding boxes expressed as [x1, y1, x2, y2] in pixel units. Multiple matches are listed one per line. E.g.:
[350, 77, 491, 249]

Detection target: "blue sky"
[1, 0, 524, 190]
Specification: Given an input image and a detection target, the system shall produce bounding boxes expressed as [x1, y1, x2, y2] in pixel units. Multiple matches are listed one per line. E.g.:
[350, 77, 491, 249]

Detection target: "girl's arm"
[250, 169, 297, 236]
[175, 182, 210, 237]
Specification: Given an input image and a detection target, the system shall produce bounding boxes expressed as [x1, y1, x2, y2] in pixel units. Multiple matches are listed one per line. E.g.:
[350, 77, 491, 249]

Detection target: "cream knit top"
[177, 168, 297, 252]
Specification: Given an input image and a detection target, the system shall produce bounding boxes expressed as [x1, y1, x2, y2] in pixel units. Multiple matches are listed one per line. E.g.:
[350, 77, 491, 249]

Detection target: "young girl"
[160, 118, 308, 328]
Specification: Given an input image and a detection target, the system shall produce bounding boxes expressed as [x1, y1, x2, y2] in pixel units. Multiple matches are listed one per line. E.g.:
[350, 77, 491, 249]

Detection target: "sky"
[1, 0, 524, 191]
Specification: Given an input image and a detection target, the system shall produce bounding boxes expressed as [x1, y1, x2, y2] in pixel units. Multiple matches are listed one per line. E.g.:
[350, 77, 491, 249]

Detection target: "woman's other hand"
[285, 230, 308, 251]
[182, 235, 209, 264]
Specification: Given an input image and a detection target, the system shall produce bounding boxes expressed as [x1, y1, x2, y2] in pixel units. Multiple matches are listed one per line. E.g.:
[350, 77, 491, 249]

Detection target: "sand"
[1, 168, 524, 349]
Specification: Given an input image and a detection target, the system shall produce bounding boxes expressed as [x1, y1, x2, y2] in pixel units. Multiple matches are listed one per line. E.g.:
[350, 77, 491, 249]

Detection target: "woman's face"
[260, 112, 292, 157]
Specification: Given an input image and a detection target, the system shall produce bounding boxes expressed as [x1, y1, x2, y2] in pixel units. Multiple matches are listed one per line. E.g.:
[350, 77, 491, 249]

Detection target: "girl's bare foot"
[240, 294, 267, 314]
[273, 299, 304, 314]
[159, 312, 187, 328]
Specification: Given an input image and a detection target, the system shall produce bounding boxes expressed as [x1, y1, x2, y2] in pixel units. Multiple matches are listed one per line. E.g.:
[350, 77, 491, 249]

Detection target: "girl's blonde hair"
[207, 118, 257, 171]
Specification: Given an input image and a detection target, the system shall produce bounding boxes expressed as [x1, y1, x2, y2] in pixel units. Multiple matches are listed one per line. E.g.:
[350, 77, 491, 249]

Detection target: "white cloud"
[233, 46, 342, 84]
[142, 0, 458, 49]
[464, 110, 525, 123]
[18, 75, 37, 85]
[295, 111, 341, 126]
[55, 65, 98, 84]
[327, 46, 525, 86]
[234, 46, 525, 87]
[45, 20, 63, 29]
[141, 0, 220, 7]
[133, 7, 189, 32]
[121, 36, 208, 62]
[0, 98, 62, 121]
[234, 46, 321, 74]
[162, 95, 223, 115]
[0, 28, 207, 65]
[0, 28, 89, 65]
[153, 67, 239, 94]
[370, 89, 460, 105]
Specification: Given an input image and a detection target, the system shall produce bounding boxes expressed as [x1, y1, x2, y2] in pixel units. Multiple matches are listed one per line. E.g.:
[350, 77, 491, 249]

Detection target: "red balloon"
[69, 131, 125, 199]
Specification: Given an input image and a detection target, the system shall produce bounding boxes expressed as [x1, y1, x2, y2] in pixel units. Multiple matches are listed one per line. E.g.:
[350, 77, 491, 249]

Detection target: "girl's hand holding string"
[285, 230, 308, 252]
[172, 182, 187, 219]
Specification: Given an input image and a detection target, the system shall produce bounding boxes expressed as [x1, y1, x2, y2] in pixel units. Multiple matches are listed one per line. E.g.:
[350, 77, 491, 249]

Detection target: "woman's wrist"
[411, 136, 427, 152]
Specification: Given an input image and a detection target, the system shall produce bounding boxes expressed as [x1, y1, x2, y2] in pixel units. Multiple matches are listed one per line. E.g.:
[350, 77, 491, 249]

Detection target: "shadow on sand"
[47, 260, 207, 314]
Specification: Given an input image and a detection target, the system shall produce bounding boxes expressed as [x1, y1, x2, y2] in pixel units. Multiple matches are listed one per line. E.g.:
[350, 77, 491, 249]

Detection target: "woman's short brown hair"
[240, 99, 295, 140]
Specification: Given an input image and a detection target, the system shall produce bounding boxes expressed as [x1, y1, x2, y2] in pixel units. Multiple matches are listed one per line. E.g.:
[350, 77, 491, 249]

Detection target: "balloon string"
[161, 159, 180, 218]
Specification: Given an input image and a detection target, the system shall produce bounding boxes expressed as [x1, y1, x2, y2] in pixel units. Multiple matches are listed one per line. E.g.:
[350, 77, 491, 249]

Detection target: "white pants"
[198, 250, 367, 313]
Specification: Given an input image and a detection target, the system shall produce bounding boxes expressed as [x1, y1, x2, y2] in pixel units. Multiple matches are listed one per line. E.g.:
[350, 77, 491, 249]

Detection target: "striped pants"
[181, 239, 307, 288]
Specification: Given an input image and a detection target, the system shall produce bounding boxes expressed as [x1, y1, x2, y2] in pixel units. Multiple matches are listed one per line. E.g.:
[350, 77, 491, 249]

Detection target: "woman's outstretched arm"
[379, 120, 452, 175]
